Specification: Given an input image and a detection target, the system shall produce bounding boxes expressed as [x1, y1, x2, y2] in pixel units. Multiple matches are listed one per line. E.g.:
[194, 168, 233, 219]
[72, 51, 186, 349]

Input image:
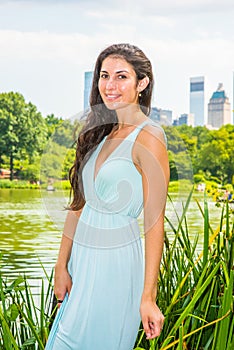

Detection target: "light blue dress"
[46, 119, 162, 350]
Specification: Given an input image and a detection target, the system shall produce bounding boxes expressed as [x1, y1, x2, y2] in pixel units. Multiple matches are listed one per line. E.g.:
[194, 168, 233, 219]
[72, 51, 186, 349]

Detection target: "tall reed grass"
[0, 265, 55, 349]
[135, 191, 233, 349]
[0, 192, 233, 349]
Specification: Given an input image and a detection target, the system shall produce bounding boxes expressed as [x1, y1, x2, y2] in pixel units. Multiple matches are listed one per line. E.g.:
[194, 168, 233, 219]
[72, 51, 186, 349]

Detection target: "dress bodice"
[73, 119, 166, 248]
[82, 120, 153, 218]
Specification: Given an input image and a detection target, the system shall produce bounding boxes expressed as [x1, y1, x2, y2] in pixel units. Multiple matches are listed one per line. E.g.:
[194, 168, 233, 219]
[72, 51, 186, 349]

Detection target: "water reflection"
[0, 189, 222, 280]
[0, 189, 62, 278]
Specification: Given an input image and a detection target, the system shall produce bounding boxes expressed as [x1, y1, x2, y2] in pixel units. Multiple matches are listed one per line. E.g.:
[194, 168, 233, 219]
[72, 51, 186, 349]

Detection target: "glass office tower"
[190, 76, 205, 126]
[84, 71, 93, 111]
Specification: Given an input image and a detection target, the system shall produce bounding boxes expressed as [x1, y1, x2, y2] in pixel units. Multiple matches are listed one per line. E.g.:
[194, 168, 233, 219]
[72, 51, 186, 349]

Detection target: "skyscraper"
[190, 76, 205, 126]
[178, 113, 194, 126]
[207, 83, 231, 129]
[84, 71, 93, 111]
[150, 107, 172, 125]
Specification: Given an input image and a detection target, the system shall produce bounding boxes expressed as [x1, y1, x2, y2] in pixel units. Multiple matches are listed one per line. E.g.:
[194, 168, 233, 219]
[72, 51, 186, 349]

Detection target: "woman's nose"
[105, 77, 116, 90]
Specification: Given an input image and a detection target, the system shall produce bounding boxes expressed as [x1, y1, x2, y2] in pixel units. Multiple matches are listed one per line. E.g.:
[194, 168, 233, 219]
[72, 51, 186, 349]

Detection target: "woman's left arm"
[137, 125, 170, 339]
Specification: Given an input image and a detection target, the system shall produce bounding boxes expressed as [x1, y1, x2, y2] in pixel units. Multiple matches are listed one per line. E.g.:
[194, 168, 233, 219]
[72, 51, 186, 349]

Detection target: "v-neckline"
[93, 120, 148, 182]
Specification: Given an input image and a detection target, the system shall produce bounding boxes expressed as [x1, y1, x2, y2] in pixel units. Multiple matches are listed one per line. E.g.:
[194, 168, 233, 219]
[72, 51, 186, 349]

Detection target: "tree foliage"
[0, 92, 48, 179]
[164, 124, 234, 184]
[40, 142, 68, 182]
[0, 91, 233, 185]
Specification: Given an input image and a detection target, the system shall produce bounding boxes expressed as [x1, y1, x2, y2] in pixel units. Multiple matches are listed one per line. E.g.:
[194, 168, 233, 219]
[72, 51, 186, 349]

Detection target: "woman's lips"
[105, 94, 121, 101]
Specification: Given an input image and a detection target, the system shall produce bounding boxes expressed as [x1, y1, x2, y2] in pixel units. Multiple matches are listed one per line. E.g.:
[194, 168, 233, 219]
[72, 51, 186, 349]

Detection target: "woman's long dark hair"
[69, 43, 154, 210]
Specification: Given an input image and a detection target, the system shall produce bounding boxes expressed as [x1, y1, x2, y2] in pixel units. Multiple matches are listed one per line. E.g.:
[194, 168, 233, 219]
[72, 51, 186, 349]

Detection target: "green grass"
[167, 180, 193, 193]
[0, 179, 71, 190]
[0, 180, 40, 189]
[0, 192, 233, 349]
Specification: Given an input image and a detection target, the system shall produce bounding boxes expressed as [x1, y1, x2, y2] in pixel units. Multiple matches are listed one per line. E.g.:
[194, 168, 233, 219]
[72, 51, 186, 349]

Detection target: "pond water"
[0, 188, 223, 283]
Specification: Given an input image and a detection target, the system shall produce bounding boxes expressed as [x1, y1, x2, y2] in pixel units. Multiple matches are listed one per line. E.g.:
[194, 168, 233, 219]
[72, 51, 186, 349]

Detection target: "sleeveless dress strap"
[128, 120, 150, 142]
[128, 119, 167, 148]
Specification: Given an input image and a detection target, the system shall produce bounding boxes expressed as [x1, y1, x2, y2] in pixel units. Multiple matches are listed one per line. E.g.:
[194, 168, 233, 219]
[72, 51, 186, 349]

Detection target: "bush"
[193, 173, 205, 184]
[0, 180, 40, 189]
[168, 180, 193, 193]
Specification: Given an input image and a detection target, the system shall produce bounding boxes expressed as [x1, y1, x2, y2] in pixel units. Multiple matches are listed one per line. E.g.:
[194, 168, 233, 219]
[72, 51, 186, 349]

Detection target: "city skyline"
[83, 69, 233, 127]
[0, 0, 234, 119]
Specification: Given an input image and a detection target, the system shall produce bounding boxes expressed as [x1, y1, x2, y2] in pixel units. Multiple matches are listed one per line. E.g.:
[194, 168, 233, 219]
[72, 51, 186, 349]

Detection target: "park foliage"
[0, 92, 233, 188]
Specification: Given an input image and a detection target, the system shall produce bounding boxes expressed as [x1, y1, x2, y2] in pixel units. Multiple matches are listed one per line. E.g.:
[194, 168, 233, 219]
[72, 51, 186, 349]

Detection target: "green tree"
[164, 126, 194, 180]
[0, 92, 48, 180]
[192, 126, 211, 149]
[45, 114, 63, 139]
[62, 148, 76, 180]
[52, 119, 76, 148]
[164, 124, 233, 184]
[40, 142, 67, 182]
[196, 124, 234, 183]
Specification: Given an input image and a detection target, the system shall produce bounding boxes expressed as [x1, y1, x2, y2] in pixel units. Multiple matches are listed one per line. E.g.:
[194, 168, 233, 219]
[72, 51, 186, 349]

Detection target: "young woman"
[46, 43, 169, 350]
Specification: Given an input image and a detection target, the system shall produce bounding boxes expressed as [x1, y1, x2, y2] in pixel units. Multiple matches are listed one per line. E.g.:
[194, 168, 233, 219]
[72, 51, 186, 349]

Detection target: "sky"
[0, 0, 234, 121]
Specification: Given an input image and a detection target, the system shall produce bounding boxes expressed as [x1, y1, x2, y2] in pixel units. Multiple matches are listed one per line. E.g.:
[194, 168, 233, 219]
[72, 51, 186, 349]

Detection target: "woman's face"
[98, 56, 140, 110]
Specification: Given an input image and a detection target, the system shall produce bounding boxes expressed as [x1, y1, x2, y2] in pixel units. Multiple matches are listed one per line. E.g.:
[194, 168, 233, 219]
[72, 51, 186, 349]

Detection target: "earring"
[139, 92, 142, 97]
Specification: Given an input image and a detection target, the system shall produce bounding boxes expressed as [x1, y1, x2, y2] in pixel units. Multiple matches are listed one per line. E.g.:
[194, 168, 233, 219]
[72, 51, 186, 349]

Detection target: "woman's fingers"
[140, 302, 164, 339]
[54, 267, 73, 307]
[57, 298, 64, 308]
[67, 278, 73, 296]
[142, 317, 151, 339]
[144, 316, 164, 339]
[149, 321, 161, 337]
[55, 292, 66, 308]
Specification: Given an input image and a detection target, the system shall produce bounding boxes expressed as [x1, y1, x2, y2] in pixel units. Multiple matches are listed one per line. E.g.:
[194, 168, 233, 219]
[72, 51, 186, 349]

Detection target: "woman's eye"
[100, 74, 109, 79]
[118, 75, 127, 79]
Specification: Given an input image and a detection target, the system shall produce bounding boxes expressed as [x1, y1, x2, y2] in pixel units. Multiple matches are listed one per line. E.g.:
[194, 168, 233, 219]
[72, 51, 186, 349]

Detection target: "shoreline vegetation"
[0, 192, 233, 349]
[0, 178, 232, 191]
[0, 92, 233, 193]
[0, 179, 233, 206]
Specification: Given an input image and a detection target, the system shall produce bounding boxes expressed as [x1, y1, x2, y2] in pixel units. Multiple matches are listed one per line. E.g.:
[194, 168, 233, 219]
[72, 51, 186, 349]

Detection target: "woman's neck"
[115, 105, 146, 129]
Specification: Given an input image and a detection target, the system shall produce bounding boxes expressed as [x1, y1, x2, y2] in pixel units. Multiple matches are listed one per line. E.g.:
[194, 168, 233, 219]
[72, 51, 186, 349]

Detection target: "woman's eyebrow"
[116, 70, 129, 74]
[100, 70, 130, 74]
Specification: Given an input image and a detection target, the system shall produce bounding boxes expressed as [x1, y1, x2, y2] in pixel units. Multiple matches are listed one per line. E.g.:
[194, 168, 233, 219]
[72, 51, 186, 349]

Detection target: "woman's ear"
[137, 76, 150, 93]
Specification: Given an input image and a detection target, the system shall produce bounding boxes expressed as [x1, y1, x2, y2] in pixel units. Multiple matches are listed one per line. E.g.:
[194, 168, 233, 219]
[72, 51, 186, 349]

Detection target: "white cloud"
[2, 0, 234, 14]
[0, 1, 233, 117]
[1, 28, 233, 110]
[146, 0, 234, 14]
[0, 30, 98, 65]
[3, 28, 232, 69]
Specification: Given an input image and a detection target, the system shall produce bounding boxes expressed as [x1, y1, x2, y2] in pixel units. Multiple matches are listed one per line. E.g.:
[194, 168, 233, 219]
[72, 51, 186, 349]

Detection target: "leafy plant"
[134, 191, 233, 349]
[0, 267, 55, 349]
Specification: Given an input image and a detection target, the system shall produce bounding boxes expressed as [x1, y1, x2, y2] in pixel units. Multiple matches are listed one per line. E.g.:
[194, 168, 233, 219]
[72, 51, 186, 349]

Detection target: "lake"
[0, 188, 223, 283]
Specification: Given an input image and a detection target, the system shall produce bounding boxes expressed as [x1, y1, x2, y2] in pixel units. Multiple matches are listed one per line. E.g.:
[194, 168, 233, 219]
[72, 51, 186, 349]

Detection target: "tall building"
[179, 113, 194, 126]
[207, 83, 231, 129]
[150, 107, 172, 125]
[190, 76, 205, 126]
[172, 113, 194, 126]
[84, 71, 93, 111]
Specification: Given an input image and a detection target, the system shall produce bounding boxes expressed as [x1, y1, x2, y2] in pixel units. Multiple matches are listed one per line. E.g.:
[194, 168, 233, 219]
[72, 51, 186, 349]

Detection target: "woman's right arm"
[54, 208, 83, 305]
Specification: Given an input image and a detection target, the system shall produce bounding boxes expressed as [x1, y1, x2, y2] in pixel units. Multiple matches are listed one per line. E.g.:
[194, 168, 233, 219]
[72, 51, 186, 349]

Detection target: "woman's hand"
[140, 300, 164, 339]
[54, 264, 73, 308]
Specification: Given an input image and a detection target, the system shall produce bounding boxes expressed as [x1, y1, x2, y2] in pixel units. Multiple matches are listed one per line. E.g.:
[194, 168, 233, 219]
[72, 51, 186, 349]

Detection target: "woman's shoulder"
[141, 119, 167, 148]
